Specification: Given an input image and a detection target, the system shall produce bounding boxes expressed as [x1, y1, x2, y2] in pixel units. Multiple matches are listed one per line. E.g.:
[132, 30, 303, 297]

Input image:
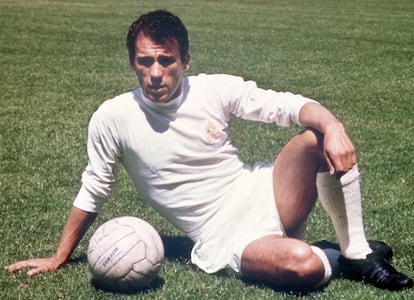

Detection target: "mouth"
[148, 85, 166, 94]
[146, 84, 169, 101]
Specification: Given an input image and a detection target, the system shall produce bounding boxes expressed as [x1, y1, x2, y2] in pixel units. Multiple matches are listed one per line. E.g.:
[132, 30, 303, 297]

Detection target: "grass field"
[1, 0, 413, 299]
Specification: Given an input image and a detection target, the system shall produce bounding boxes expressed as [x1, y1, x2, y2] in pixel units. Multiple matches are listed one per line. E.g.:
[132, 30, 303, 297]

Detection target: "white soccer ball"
[87, 216, 164, 291]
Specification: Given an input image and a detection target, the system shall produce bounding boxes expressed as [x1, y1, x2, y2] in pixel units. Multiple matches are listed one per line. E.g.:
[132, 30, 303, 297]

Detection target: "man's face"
[132, 33, 190, 103]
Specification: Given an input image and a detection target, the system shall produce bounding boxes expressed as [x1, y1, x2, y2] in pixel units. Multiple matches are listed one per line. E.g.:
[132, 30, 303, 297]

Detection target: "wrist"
[322, 121, 345, 136]
[53, 250, 71, 266]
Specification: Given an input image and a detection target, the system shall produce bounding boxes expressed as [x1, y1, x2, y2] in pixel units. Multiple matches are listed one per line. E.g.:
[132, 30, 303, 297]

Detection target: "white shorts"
[190, 162, 286, 274]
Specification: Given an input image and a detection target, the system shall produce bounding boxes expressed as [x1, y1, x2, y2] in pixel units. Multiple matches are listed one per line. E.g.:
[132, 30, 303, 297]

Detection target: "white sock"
[316, 164, 372, 259]
[310, 246, 332, 287]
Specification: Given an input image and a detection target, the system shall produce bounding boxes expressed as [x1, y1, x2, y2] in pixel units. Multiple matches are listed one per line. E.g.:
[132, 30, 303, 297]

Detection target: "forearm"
[299, 102, 344, 135]
[53, 206, 97, 265]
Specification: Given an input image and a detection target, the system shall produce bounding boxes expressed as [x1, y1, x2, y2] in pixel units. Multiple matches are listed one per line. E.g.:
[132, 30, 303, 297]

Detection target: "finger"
[5, 260, 36, 272]
[5, 262, 26, 272]
[324, 152, 336, 176]
[27, 267, 43, 277]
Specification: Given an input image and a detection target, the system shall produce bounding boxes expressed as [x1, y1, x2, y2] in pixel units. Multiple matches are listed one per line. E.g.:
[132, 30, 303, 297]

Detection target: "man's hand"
[5, 206, 97, 277]
[299, 102, 357, 177]
[323, 123, 357, 177]
[5, 256, 65, 276]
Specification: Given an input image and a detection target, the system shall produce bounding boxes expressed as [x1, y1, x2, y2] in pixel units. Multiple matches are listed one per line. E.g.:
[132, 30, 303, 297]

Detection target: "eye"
[158, 56, 176, 67]
[137, 57, 154, 67]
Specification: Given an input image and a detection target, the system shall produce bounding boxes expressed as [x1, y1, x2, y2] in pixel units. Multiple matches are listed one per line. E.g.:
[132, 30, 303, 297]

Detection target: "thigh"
[240, 234, 324, 288]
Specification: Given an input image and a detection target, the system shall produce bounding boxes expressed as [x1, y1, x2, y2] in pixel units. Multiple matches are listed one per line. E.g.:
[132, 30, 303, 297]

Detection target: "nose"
[150, 62, 163, 79]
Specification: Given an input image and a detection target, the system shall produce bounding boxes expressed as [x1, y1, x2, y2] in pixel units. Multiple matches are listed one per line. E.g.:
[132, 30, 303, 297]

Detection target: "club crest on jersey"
[205, 121, 221, 144]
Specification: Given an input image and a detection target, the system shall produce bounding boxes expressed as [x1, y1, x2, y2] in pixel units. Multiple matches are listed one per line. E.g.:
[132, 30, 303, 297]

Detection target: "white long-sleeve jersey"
[73, 73, 316, 240]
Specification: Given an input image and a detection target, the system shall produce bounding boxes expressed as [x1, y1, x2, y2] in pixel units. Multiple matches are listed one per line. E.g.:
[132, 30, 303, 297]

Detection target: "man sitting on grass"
[5, 9, 413, 292]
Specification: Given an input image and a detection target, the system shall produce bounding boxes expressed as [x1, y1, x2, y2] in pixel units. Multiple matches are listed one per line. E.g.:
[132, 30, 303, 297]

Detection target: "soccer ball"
[87, 216, 164, 291]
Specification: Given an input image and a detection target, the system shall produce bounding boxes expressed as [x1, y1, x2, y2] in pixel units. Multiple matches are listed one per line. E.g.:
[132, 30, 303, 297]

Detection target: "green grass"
[1, 0, 413, 299]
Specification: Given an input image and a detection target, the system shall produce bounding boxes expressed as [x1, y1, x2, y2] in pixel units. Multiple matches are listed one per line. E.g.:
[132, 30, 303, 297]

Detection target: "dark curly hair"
[126, 10, 189, 66]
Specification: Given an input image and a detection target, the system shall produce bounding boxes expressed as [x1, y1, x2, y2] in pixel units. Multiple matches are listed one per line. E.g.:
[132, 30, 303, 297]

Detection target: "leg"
[280, 131, 413, 291]
[240, 129, 412, 291]
[271, 128, 373, 257]
[241, 235, 326, 290]
[241, 129, 331, 290]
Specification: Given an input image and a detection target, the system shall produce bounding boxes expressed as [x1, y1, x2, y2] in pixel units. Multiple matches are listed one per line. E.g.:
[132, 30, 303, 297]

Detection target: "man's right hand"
[5, 256, 65, 276]
[5, 206, 97, 276]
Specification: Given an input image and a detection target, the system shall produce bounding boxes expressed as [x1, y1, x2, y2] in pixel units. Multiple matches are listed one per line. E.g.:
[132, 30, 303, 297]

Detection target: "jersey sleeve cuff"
[72, 184, 105, 213]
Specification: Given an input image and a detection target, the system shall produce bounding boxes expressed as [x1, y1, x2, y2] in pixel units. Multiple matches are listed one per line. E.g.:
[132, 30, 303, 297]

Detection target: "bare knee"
[299, 128, 324, 156]
[288, 245, 324, 281]
[241, 237, 325, 290]
[275, 127, 331, 178]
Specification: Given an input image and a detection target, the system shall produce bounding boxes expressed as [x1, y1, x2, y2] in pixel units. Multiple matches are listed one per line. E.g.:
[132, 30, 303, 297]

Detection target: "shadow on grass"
[240, 276, 327, 297]
[161, 234, 194, 262]
[91, 276, 165, 294]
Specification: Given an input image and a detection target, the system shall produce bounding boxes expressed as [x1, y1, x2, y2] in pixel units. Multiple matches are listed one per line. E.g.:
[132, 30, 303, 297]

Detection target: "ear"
[183, 52, 191, 71]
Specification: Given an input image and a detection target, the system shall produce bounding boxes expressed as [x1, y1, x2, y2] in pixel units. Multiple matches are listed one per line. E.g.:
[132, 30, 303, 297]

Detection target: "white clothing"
[73, 73, 317, 272]
[191, 162, 285, 273]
